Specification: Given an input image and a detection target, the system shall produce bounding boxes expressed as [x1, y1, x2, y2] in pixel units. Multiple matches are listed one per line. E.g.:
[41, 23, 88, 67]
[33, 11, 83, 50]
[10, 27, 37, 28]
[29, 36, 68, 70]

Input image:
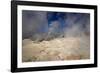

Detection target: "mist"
[22, 10, 90, 62]
[22, 10, 90, 41]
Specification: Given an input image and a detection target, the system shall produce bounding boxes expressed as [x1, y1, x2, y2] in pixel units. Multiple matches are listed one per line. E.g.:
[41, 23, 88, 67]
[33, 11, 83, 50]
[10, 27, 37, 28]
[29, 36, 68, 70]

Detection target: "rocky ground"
[22, 36, 90, 62]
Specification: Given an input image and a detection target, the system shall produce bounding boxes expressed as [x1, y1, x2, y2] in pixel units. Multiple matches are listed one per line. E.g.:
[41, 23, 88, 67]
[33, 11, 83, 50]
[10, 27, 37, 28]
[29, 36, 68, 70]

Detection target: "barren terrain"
[22, 36, 90, 62]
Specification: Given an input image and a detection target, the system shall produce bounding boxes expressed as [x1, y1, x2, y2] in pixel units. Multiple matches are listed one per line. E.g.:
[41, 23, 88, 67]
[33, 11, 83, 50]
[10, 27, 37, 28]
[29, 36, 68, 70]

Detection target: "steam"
[22, 11, 90, 61]
[22, 11, 90, 42]
[22, 10, 48, 39]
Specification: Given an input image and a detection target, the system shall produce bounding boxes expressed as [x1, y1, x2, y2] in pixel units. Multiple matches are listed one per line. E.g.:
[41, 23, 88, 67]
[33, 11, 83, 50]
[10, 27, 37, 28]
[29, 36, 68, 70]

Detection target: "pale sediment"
[22, 37, 90, 62]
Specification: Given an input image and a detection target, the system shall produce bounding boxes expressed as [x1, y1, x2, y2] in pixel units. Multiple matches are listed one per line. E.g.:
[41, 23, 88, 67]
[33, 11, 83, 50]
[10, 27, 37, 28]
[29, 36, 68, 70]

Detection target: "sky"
[22, 10, 90, 41]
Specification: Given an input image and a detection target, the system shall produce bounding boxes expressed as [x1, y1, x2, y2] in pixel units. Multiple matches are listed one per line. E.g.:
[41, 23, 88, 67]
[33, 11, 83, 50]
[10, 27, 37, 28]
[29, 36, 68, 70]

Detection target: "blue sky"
[22, 10, 90, 39]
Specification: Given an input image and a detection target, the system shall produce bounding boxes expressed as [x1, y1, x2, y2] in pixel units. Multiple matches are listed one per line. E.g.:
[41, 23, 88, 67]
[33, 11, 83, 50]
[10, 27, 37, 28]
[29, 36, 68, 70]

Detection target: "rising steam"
[22, 11, 90, 62]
